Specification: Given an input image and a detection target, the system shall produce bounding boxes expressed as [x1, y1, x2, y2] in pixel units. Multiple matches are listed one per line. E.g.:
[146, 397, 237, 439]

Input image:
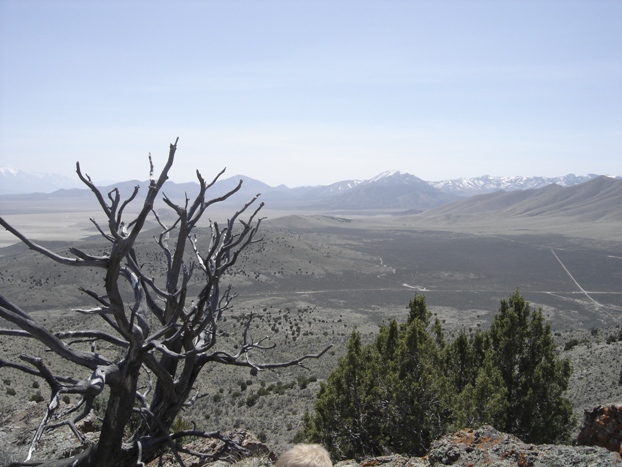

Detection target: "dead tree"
[0, 138, 331, 467]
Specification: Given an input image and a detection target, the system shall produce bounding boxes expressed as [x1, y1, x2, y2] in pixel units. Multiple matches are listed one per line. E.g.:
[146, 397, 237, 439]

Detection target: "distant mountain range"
[0, 167, 612, 196]
[0, 167, 84, 195]
[1, 167, 620, 218]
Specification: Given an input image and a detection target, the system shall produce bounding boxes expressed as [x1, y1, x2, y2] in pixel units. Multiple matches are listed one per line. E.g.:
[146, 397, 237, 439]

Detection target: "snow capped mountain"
[2, 167, 618, 213]
[0, 167, 83, 195]
[316, 170, 457, 210]
[364, 170, 427, 186]
[427, 174, 604, 197]
[421, 176, 622, 223]
[298, 171, 420, 197]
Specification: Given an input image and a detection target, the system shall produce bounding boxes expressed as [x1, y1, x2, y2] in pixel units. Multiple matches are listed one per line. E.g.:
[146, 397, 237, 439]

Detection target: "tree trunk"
[96, 349, 143, 466]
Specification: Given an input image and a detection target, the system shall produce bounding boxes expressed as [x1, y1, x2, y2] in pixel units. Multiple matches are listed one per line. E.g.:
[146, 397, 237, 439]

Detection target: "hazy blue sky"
[1, 0, 620, 187]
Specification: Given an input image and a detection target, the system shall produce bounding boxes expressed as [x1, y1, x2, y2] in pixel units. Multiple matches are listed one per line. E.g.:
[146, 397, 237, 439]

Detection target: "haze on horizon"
[1, 0, 621, 188]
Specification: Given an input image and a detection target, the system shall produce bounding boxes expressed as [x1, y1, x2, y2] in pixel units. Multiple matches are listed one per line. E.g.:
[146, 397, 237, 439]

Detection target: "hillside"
[415, 176, 622, 224]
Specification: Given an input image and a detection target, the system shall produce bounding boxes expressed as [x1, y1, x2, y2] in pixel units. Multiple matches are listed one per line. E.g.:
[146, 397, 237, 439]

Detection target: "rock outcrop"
[577, 404, 622, 454]
[335, 426, 621, 467]
[425, 425, 621, 466]
[3, 401, 621, 467]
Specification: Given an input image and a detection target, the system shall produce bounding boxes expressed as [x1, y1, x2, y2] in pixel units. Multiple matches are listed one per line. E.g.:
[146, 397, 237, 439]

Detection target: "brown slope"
[418, 176, 622, 223]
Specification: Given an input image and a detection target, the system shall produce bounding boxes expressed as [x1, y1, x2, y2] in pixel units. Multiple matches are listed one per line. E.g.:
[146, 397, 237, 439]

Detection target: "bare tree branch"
[0, 357, 79, 384]
[0, 218, 106, 267]
[0, 296, 112, 370]
[1, 138, 330, 467]
[0, 328, 128, 347]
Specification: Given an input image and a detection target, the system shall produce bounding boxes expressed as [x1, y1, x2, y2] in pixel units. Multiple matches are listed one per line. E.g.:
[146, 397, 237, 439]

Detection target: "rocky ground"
[144, 424, 622, 467]
[5, 423, 620, 467]
[156, 424, 622, 467]
[339, 425, 622, 467]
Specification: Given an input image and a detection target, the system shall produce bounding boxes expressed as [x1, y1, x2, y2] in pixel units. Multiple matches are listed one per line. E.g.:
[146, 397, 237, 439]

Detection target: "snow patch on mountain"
[0, 167, 19, 176]
[367, 170, 401, 183]
[427, 174, 603, 197]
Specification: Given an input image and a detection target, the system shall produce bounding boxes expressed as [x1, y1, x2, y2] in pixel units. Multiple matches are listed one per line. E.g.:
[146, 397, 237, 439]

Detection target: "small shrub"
[292, 429, 306, 444]
[30, 391, 44, 403]
[6, 387, 16, 396]
[246, 393, 259, 407]
[32, 381, 40, 389]
[297, 376, 308, 389]
[564, 339, 581, 351]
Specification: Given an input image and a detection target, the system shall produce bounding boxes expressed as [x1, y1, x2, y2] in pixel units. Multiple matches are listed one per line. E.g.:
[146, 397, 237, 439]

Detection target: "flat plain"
[1, 206, 621, 459]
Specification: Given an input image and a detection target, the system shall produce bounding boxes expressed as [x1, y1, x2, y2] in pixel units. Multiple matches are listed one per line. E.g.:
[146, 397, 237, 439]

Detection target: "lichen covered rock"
[426, 425, 621, 466]
[577, 404, 622, 454]
[335, 426, 622, 467]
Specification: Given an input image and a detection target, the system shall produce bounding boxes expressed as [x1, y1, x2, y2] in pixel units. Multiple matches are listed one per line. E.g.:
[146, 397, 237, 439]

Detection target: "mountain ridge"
[1, 169, 621, 222]
[417, 175, 622, 223]
[1, 166, 616, 196]
[427, 173, 608, 196]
